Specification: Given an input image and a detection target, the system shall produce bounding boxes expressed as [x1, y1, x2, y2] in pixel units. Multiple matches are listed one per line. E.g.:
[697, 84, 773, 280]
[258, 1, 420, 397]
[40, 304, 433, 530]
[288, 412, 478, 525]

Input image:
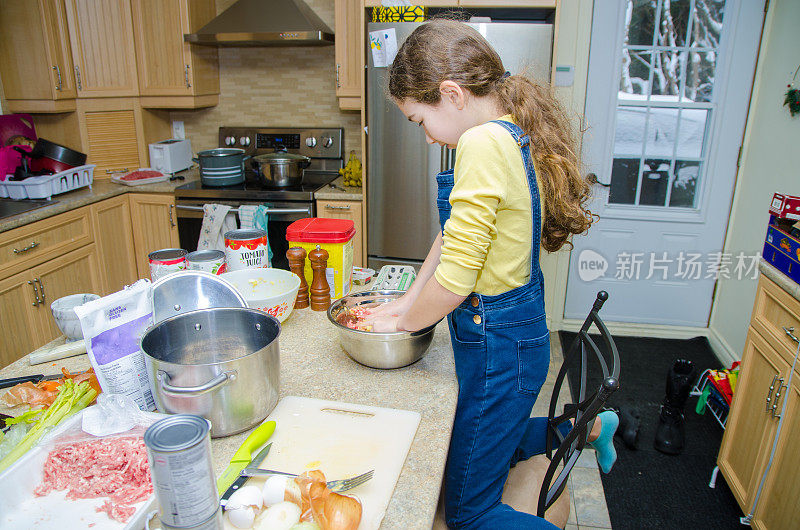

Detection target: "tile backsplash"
[171, 0, 361, 158]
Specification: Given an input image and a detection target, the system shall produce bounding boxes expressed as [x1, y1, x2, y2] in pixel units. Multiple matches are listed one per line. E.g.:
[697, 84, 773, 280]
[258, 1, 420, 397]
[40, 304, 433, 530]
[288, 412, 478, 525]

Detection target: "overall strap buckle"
[517, 135, 531, 148]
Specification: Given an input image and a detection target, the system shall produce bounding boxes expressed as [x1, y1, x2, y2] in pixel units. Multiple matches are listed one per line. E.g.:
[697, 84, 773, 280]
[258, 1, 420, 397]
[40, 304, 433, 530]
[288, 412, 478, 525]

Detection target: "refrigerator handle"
[440, 145, 447, 172]
[440, 146, 456, 172]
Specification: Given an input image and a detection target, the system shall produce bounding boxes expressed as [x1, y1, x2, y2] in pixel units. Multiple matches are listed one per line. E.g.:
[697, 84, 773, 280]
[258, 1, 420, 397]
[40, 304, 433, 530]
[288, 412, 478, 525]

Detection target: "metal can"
[144, 415, 219, 529]
[224, 229, 268, 271]
[186, 250, 226, 275]
[149, 248, 188, 281]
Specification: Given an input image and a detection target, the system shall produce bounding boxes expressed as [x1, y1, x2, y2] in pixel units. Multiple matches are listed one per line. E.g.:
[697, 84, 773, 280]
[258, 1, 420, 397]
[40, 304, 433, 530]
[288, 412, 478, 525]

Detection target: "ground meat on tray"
[34, 436, 153, 523]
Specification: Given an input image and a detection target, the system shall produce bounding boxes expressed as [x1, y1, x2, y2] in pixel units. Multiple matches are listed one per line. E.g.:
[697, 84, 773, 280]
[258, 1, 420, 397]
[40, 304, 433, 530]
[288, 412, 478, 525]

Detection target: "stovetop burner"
[175, 171, 338, 202]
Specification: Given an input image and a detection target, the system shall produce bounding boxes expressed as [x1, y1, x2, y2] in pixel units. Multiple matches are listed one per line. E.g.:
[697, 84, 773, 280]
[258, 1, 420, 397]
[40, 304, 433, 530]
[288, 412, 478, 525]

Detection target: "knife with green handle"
[216, 420, 276, 496]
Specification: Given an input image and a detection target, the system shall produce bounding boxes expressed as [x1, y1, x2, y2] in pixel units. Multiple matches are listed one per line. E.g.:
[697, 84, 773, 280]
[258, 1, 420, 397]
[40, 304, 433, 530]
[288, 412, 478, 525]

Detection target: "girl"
[364, 19, 618, 529]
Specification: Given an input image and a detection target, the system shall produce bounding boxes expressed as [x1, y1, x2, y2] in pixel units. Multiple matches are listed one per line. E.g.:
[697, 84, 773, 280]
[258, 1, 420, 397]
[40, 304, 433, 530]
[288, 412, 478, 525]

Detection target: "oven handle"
[175, 205, 312, 215]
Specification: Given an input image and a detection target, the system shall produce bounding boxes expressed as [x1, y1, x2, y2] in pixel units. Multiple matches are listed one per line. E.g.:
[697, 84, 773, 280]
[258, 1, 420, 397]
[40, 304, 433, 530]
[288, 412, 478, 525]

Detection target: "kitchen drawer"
[751, 275, 800, 368]
[0, 207, 94, 280]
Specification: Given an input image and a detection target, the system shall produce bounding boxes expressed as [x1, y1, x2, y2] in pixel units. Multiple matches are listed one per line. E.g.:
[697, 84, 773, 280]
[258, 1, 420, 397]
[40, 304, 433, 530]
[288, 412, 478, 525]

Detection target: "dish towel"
[238, 204, 273, 266]
[197, 204, 237, 251]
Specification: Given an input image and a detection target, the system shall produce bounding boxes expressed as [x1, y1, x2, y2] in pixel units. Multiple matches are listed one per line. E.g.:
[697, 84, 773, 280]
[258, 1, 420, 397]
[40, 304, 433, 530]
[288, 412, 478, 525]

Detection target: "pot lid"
[150, 271, 247, 324]
[197, 148, 245, 157]
[253, 150, 310, 164]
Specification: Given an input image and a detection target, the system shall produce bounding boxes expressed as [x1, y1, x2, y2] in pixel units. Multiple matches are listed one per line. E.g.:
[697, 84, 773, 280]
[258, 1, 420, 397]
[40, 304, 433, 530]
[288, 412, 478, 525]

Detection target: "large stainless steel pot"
[141, 307, 280, 437]
[251, 146, 311, 187]
[328, 291, 436, 369]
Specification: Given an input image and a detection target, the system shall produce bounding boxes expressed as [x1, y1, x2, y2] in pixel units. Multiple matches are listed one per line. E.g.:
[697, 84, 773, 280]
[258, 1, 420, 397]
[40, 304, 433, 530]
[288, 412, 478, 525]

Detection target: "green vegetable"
[0, 379, 97, 473]
[4, 408, 44, 425]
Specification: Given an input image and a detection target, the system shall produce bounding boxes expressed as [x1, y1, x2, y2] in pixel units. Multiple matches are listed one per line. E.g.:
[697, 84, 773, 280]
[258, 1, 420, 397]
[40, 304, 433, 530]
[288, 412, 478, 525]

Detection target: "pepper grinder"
[286, 247, 309, 309]
[308, 245, 331, 311]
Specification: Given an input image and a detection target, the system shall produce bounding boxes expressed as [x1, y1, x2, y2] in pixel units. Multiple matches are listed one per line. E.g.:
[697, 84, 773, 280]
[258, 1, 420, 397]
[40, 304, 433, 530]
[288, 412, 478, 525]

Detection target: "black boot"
[654, 359, 696, 455]
[614, 406, 640, 450]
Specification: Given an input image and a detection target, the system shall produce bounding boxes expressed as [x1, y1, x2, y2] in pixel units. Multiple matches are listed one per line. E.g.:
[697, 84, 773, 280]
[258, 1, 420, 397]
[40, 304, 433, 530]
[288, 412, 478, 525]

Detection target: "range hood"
[184, 0, 334, 47]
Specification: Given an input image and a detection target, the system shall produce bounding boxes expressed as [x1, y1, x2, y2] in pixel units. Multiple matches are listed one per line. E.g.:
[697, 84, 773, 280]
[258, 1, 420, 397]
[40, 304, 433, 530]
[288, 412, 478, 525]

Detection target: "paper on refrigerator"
[369, 28, 398, 67]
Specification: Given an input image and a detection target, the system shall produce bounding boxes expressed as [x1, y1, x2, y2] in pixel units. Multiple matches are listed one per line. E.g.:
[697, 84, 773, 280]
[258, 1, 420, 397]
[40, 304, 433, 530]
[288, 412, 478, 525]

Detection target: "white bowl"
[221, 268, 301, 322]
[51, 293, 100, 340]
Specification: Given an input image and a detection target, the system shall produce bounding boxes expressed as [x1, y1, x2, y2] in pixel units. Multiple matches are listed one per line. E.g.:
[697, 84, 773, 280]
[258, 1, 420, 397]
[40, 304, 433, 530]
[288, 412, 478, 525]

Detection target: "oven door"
[175, 200, 313, 270]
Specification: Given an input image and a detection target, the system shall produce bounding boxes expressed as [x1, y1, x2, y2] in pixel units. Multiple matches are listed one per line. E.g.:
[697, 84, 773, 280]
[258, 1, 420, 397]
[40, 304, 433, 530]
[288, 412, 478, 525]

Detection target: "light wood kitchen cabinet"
[0, 274, 43, 367]
[0, 244, 102, 365]
[129, 193, 180, 279]
[63, 0, 139, 97]
[751, 373, 800, 529]
[131, 0, 219, 109]
[0, 0, 77, 113]
[0, 207, 93, 281]
[317, 199, 363, 267]
[718, 274, 800, 527]
[91, 195, 138, 294]
[335, 0, 363, 111]
[29, 244, 103, 342]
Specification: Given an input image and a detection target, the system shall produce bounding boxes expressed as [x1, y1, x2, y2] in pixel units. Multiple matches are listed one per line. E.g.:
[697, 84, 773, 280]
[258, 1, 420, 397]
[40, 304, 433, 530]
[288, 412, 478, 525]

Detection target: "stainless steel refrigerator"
[367, 21, 554, 270]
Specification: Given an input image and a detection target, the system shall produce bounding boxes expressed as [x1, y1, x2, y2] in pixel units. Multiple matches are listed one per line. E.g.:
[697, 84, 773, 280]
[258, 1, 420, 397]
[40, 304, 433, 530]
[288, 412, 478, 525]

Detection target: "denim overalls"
[438, 120, 558, 529]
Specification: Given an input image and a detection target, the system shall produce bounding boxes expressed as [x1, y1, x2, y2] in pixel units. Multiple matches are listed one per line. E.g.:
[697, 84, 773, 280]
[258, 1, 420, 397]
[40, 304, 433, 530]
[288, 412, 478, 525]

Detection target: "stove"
[174, 127, 344, 269]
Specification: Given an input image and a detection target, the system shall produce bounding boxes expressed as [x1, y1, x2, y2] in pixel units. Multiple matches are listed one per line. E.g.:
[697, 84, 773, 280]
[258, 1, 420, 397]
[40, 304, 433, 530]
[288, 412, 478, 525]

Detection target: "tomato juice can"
[186, 249, 226, 275]
[149, 248, 188, 281]
[144, 415, 220, 529]
[224, 229, 268, 270]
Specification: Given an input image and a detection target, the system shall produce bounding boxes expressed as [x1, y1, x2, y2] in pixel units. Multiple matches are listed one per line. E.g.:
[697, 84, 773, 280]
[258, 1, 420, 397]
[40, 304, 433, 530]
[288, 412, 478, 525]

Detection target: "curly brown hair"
[388, 19, 593, 252]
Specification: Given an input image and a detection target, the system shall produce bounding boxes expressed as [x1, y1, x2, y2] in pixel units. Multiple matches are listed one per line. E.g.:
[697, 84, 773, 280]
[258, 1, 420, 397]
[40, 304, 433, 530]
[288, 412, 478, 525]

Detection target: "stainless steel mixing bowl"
[327, 290, 436, 369]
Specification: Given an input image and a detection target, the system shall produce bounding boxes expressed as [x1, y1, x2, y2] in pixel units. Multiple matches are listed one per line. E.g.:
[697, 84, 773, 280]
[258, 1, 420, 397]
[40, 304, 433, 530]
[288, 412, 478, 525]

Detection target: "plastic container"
[0, 164, 94, 200]
[286, 217, 356, 300]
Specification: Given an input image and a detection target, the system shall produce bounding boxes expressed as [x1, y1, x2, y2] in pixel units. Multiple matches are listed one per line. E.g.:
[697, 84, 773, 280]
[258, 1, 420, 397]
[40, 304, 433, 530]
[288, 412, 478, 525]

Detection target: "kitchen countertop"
[314, 175, 364, 201]
[0, 303, 457, 529]
[759, 258, 800, 302]
[0, 168, 202, 234]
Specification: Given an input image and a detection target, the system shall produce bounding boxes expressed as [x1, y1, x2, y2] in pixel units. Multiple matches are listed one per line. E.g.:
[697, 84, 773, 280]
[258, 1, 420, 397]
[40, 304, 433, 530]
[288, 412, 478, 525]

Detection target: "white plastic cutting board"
[223, 396, 421, 530]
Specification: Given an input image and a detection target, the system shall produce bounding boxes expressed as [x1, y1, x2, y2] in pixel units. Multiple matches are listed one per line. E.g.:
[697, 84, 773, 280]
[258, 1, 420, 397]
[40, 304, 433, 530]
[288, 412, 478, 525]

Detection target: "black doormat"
[558, 332, 745, 530]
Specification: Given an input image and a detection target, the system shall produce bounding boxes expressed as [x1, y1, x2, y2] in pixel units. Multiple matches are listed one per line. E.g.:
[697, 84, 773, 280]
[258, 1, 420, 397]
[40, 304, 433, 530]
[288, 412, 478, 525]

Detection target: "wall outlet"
[171, 120, 185, 139]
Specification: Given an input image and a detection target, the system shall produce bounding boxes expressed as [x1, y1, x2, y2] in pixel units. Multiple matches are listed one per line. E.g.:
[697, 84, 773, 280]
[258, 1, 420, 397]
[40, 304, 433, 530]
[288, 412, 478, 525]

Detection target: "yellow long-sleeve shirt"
[434, 115, 543, 297]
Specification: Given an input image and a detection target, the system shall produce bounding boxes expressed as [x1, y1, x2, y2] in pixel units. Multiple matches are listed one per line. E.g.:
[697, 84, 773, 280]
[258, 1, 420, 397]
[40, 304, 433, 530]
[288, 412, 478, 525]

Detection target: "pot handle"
[157, 370, 236, 396]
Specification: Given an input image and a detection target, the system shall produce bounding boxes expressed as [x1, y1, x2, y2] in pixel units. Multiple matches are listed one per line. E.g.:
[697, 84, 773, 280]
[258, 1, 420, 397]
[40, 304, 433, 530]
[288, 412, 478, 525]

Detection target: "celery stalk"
[0, 379, 98, 473]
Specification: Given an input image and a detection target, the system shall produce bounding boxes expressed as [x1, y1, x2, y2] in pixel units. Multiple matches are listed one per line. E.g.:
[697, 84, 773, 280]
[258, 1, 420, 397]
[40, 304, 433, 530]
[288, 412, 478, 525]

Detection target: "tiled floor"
[539, 331, 612, 530]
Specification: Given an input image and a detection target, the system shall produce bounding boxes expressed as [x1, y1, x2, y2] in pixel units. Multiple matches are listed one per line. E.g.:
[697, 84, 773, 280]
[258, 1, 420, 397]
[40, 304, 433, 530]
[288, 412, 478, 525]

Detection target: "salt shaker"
[308, 245, 331, 311]
[286, 247, 309, 309]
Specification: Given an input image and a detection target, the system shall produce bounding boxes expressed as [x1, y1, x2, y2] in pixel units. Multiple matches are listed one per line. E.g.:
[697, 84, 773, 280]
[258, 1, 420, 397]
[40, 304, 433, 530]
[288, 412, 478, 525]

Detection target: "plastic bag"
[75, 279, 156, 411]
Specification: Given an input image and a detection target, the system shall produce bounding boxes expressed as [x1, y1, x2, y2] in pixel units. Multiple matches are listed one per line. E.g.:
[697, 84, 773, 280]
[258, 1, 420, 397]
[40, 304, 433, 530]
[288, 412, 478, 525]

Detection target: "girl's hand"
[364, 315, 401, 333]
[364, 295, 412, 319]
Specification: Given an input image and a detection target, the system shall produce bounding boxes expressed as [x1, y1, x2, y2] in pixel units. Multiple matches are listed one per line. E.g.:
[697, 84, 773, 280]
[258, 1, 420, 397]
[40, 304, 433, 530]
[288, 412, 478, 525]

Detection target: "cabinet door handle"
[28, 279, 41, 307]
[169, 204, 176, 227]
[13, 241, 39, 254]
[336, 63, 341, 88]
[105, 168, 130, 174]
[325, 204, 351, 211]
[766, 374, 778, 412]
[74, 65, 82, 90]
[53, 65, 63, 91]
[783, 326, 799, 344]
[35, 278, 45, 304]
[184, 64, 191, 88]
[771, 378, 786, 419]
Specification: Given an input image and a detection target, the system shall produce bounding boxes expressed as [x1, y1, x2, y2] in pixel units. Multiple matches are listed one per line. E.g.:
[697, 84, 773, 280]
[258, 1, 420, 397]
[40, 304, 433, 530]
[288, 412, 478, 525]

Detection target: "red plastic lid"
[286, 217, 355, 243]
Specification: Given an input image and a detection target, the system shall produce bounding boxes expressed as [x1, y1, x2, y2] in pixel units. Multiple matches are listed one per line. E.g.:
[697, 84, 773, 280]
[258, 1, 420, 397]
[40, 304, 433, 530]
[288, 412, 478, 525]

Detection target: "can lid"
[149, 248, 187, 261]
[225, 229, 267, 241]
[144, 415, 209, 451]
[187, 250, 225, 262]
[286, 218, 356, 243]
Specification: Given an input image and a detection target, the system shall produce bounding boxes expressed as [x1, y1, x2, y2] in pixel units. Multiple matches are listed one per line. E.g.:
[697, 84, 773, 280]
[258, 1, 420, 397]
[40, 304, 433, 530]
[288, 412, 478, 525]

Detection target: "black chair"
[536, 291, 621, 518]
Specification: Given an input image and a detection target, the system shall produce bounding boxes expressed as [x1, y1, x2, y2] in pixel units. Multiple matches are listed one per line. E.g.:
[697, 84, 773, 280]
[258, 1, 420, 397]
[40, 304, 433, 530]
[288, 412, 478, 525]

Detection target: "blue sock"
[588, 410, 619, 474]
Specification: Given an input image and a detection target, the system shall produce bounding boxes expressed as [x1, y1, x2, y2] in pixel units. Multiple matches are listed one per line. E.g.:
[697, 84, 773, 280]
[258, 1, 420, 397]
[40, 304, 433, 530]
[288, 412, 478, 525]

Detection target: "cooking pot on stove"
[194, 147, 249, 187]
[251, 146, 311, 188]
[141, 307, 280, 437]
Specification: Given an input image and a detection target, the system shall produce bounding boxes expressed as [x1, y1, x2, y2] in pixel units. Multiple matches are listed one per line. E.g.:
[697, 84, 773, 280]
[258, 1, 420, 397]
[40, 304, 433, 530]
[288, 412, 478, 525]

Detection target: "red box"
[768, 193, 800, 220]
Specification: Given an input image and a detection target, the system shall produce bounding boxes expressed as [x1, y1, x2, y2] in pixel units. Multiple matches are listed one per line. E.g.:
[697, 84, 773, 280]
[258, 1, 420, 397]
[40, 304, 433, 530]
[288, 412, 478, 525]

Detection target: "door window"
[609, 0, 725, 208]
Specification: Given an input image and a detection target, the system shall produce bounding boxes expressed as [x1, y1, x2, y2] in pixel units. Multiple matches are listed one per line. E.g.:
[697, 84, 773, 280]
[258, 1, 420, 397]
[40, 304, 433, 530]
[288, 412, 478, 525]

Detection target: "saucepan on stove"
[194, 147, 250, 187]
[251, 146, 311, 188]
[140, 307, 280, 437]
